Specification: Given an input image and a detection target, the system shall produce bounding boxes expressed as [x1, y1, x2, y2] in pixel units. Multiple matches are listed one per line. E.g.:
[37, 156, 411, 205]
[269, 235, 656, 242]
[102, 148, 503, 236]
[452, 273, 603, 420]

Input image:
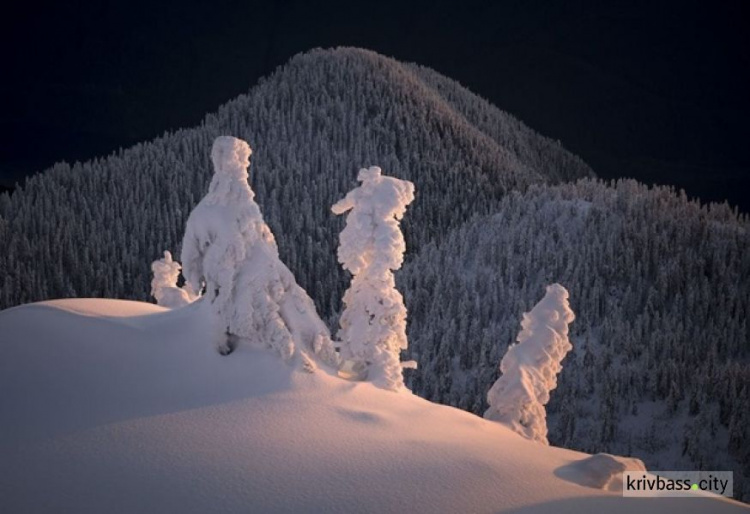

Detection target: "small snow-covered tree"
[181, 135, 336, 364]
[484, 283, 575, 444]
[332, 166, 415, 390]
[150, 250, 197, 308]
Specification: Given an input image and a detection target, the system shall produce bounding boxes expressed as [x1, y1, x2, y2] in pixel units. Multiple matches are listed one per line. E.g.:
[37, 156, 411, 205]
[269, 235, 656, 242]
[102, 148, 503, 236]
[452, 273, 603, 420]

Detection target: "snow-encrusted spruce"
[332, 166, 415, 390]
[150, 250, 197, 308]
[181, 135, 337, 364]
[484, 284, 575, 444]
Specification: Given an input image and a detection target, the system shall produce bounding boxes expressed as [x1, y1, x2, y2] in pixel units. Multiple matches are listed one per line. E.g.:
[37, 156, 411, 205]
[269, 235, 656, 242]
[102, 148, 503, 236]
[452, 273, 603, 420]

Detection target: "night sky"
[2, 0, 749, 211]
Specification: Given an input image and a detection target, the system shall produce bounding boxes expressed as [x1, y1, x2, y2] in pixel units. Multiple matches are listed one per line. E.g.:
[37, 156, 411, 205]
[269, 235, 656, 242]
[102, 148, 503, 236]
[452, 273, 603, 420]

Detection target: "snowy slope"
[399, 179, 750, 498]
[0, 300, 745, 513]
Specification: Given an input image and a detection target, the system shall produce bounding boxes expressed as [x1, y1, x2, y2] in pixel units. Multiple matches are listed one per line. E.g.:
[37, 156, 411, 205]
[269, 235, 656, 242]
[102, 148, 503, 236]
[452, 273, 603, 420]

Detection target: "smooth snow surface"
[0, 299, 746, 513]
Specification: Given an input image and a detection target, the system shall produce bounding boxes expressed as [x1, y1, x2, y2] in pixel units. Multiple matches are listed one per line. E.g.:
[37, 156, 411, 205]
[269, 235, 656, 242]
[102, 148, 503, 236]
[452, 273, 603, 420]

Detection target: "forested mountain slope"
[0, 47, 591, 313]
[398, 178, 750, 500]
[1, 48, 747, 502]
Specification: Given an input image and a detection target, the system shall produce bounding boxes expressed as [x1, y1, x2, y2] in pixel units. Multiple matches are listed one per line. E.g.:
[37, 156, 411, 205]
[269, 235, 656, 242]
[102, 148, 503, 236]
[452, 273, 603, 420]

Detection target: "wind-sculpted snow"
[333, 166, 414, 390]
[0, 299, 745, 513]
[485, 284, 575, 444]
[181, 136, 335, 362]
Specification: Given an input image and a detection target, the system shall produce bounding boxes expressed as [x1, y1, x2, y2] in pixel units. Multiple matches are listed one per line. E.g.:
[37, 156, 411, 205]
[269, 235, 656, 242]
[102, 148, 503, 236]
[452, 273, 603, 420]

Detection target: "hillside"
[0, 47, 591, 315]
[0, 299, 745, 513]
[399, 178, 750, 499]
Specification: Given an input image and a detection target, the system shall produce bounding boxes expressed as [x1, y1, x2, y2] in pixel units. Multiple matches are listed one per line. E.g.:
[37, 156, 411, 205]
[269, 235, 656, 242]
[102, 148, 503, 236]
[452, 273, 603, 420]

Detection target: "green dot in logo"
[691, 483, 699, 491]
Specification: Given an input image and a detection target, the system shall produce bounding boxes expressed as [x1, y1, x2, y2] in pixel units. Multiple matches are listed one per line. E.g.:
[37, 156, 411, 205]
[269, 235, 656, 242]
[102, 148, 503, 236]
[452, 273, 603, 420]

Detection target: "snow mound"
[36, 297, 168, 317]
[555, 453, 647, 491]
[0, 299, 746, 513]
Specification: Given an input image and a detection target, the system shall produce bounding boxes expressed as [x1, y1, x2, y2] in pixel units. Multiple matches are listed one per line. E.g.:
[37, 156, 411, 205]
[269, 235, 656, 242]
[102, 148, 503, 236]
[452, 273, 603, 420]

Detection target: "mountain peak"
[0, 47, 591, 315]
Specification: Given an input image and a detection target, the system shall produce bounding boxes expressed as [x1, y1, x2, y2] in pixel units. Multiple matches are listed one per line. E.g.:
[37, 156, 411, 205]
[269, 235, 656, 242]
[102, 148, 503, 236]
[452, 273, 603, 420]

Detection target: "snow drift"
[0, 299, 745, 513]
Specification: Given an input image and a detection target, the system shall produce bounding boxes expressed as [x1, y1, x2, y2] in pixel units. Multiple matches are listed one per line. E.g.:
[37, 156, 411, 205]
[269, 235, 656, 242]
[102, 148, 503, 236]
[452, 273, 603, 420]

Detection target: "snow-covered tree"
[150, 250, 197, 308]
[332, 166, 415, 390]
[181, 135, 336, 363]
[484, 284, 575, 444]
[0, 47, 748, 500]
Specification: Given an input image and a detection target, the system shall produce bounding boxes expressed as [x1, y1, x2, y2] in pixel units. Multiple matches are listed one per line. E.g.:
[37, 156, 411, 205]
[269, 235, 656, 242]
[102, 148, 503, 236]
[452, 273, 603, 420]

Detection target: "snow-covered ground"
[0, 299, 746, 513]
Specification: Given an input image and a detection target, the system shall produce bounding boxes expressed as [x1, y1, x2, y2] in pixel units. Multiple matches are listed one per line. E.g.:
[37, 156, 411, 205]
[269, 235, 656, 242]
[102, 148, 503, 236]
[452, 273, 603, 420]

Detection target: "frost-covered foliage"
[332, 167, 414, 390]
[484, 284, 575, 444]
[181, 136, 335, 362]
[400, 179, 750, 501]
[150, 251, 197, 308]
[0, 48, 747, 499]
[0, 48, 590, 316]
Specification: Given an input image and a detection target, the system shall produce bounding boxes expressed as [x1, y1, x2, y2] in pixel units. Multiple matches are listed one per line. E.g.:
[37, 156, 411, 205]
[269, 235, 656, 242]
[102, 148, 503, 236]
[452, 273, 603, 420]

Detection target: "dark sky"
[2, 0, 749, 211]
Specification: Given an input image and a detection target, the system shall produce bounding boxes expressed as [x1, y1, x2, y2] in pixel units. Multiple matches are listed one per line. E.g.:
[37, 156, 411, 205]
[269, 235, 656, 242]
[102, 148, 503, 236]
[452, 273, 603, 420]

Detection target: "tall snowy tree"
[332, 166, 415, 390]
[484, 284, 575, 444]
[181, 136, 336, 364]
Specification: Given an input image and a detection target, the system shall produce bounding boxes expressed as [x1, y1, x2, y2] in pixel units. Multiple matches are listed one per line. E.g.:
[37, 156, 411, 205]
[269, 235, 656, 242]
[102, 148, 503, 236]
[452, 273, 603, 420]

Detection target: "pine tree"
[484, 284, 575, 444]
[332, 166, 415, 390]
